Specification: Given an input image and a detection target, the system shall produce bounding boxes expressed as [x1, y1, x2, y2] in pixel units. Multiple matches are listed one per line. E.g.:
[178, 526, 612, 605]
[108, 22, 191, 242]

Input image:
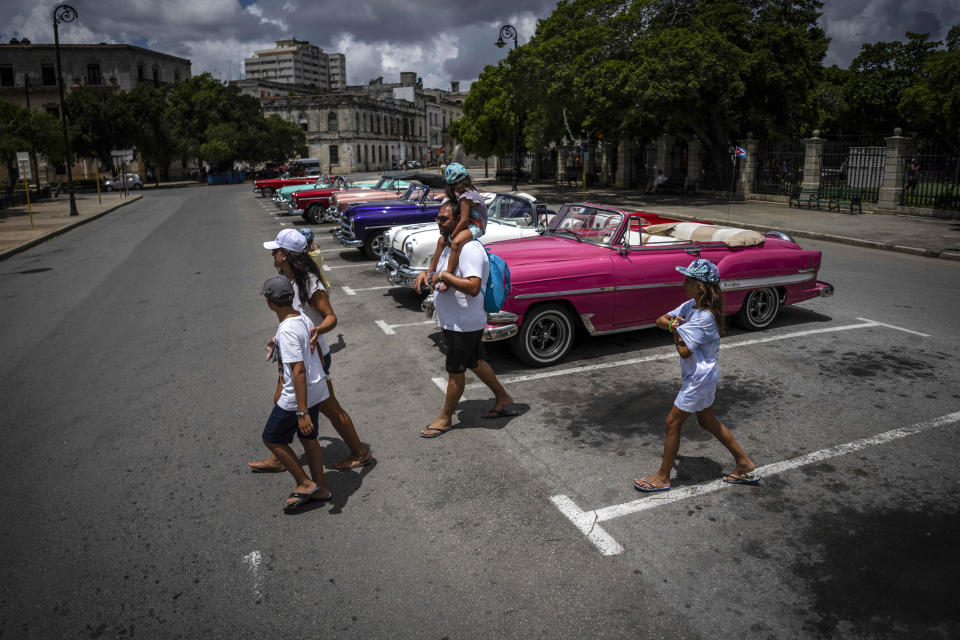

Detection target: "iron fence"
[821, 135, 885, 203]
[698, 145, 735, 193]
[900, 141, 960, 211]
[754, 140, 803, 195]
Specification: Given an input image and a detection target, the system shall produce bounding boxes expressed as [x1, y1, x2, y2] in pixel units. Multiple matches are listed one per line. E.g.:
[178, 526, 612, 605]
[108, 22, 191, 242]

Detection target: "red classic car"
[426, 203, 833, 366]
[253, 173, 329, 197]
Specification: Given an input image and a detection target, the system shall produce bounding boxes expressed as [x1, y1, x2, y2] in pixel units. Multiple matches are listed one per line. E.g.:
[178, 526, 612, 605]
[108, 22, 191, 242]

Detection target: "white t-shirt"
[274, 313, 329, 411]
[434, 240, 489, 332]
[291, 274, 331, 356]
[668, 299, 720, 412]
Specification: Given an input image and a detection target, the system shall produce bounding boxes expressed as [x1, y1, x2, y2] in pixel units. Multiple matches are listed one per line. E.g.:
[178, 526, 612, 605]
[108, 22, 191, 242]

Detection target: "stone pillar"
[686, 139, 702, 191]
[738, 133, 759, 198]
[615, 140, 633, 189]
[557, 145, 566, 184]
[802, 130, 824, 189]
[877, 127, 914, 212]
[656, 135, 675, 178]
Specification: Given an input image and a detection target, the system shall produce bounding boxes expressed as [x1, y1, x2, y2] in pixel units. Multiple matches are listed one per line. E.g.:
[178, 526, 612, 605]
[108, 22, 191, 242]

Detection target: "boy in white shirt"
[260, 275, 332, 512]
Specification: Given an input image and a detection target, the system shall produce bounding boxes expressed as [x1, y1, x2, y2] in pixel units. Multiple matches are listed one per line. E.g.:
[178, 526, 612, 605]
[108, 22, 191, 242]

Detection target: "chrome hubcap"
[748, 289, 776, 324]
[530, 315, 566, 358]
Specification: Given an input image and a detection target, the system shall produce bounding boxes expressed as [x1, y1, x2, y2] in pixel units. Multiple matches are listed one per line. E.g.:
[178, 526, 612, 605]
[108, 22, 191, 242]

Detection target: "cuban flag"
[734, 146, 747, 159]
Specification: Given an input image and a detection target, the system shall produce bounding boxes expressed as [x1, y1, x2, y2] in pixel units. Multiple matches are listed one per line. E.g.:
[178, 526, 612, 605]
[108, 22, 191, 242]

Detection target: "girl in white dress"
[633, 259, 758, 492]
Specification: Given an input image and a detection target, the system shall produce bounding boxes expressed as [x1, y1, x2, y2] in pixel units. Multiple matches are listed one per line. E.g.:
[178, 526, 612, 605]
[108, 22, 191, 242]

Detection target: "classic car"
[288, 179, 358, 222]
[102, 173, 143, 191]
[376, 192, 539, 288]
[423, 203, 834, 367]
[334, 183, 447, 258]
[274, 175, 348, 209]
[253, 173, 325, 197]
[325, 171, 448, 220]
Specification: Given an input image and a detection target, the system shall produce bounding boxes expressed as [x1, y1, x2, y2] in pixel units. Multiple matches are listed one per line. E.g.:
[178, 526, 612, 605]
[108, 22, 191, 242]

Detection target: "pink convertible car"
[428, 203, 833, 366]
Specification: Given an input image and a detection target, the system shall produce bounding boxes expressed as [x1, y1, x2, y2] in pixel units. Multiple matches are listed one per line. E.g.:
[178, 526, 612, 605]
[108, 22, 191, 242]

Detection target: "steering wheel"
[523, 211, 533, 226]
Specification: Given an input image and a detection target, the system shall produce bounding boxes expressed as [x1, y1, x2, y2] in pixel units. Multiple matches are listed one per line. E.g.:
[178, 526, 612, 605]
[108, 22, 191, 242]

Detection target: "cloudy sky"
[3, 0, 958, 90]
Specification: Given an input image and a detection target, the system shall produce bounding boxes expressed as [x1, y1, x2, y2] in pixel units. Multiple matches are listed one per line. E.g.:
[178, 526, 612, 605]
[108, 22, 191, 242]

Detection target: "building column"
[738, 133, 759, 198]
[802, 130, 824, 189]
[615, 140, 633, 189]
[686, 139, 702, 191]
[557, 145, 566, 183]
[877, 127, 913, 212]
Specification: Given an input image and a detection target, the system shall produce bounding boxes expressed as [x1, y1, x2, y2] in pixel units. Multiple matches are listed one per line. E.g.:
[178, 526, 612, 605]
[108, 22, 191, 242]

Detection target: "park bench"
[821, 186, 863, 214]
[788, 186, 821, 209]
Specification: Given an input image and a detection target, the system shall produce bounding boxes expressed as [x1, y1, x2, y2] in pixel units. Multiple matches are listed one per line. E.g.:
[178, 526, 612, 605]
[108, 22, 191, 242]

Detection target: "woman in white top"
[633, 259, 757, 492]
[249, 230, 370, 472]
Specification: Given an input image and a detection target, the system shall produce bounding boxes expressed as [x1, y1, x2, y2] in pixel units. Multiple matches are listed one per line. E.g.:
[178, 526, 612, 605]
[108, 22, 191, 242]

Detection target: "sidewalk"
[0, 191, 143, 260]
[478, 179, 960, 261]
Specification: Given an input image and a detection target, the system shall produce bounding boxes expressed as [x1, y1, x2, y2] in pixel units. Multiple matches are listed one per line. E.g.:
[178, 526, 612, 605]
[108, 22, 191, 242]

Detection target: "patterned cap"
[444, 162, 469, 184]
[298, 227, 315, 245]
[676, 258, 720, 284]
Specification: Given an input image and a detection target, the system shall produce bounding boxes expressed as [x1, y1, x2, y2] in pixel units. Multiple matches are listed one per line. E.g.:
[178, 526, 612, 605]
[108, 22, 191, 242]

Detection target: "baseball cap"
[261, 275, 295, 305]
[675, 258, 720, 284]
[263, 228, 307, 253]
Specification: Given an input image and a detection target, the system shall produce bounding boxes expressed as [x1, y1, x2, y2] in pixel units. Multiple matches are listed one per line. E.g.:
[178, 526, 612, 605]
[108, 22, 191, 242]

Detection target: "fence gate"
[900, 141, 960, 211]
[754, 140, 803, 195]
[821, 135, 886, 203]
[698, 144, 735, 193]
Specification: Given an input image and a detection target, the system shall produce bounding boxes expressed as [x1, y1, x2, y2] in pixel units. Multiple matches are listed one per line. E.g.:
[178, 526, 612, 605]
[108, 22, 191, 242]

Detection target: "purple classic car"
[426, 203, 833, 366]
[334, 182, 445, 259]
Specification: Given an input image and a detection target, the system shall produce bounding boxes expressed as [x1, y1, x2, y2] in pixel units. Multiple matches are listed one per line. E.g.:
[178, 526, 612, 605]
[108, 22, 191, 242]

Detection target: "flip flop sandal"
[420, 425, 453, 438]
[333, 450, 372, 470]
[722, 471, 760, 485]
[310, 491, 333, 502]
[249, 461, 285, 473]
[634, 479, 671, 492]
[283, 488, 321, 512]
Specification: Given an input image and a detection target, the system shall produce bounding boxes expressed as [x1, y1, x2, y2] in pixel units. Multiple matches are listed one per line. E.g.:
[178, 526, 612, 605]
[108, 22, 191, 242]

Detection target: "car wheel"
[105, 185, 113, 192]
[511, 303, 575, 367]
[262, 187, 274, 198]
[308, 204, 324, 224]
[735, 287, 780, 330]
[363, 231, 389, 260]
[134, 183, 142, 190]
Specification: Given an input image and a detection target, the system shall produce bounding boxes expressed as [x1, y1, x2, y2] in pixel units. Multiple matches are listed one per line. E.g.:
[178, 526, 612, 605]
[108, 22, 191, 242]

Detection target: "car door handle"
[685, 247, 701, 255]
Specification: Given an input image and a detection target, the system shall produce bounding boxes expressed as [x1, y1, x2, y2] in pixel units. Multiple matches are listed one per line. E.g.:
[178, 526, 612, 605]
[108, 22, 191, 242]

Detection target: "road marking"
[242, 550, 263, 600]
[322, 262, 370, 271]
[856, 316, 931, 337]
[552, 410, 960, 555]
[342, 285, 394, 296]
[463, 320, 882, 391]
[376, 319, 436, 335]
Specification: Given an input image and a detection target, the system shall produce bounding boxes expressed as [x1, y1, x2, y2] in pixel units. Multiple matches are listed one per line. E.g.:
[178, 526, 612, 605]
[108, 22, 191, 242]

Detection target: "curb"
[637, 208, 953, 261]
[0, 195, 143, 262]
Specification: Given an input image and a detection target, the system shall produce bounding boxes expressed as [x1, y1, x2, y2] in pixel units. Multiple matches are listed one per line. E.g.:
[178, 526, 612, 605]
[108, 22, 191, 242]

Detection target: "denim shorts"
[262, 403, 321, 444]
[468, 223, 484, 239]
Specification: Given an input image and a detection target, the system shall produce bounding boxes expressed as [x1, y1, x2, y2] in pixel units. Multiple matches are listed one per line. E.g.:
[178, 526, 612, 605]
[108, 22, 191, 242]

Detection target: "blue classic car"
[334, 183, 446, 258]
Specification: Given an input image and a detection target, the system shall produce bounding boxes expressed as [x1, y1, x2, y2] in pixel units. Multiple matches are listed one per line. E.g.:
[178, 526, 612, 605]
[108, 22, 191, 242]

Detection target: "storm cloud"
[2, 0, 956, 90]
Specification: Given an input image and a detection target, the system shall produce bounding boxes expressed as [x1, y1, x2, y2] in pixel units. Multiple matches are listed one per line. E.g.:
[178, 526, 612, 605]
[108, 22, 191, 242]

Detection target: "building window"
[355, 112, 360, 131]
[152, 66, 160, 86]
[86, 63, 102, 86]
[330, 145, 339, 165]
[137, 63, 144, 83]
[0, 65, 13, 87]
[327, 111, 337, 132]
[42, 64, 56, 86]
[174, 69, 181, 83]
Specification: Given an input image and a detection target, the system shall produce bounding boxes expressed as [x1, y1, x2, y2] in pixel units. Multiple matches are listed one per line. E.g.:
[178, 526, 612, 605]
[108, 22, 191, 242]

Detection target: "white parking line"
[462, 320, 884, 391]
[342, 285, 394, 296]
[856, 316, 930, 337]
[375, 319, 436, 335]
[552, 410, 960, 556]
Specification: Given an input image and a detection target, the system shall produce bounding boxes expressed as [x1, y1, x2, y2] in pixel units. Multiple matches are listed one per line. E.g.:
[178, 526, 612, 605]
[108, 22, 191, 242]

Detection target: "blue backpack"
[484, 247, 511, 313]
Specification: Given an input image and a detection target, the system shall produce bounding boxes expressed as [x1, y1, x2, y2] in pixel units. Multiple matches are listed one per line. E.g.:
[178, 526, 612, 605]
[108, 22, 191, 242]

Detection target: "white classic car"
[376, 192, 552, 289]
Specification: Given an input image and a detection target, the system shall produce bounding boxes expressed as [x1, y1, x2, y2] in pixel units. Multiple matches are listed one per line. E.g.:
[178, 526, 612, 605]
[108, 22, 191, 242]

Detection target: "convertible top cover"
[394, 172, 447, 189]
[644, 222, 765, 247]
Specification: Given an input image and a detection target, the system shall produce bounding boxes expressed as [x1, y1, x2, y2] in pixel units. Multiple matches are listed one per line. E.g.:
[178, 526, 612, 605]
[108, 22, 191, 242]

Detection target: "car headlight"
[404, 239, 415, 258]
[384, 230, 392, 246]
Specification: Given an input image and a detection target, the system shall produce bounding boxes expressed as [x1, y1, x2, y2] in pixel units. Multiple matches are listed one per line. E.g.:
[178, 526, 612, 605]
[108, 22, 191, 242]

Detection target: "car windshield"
[401, 184, 428, 204]
[493, 195, 533, 226]
[545, 205, 623, 245]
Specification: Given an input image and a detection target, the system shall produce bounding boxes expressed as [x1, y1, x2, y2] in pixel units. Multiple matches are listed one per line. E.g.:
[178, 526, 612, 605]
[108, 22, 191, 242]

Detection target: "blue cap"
[444, 162, 469, 184]
[298, 227, 315, 246]
[676, 258, 720, 284]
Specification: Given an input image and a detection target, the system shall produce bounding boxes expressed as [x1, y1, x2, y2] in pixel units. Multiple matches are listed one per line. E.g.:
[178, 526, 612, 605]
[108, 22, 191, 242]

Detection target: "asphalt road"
[1, 183, 958, 639]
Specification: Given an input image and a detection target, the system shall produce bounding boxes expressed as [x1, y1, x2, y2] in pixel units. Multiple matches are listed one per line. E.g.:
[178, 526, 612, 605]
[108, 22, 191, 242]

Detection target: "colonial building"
[244, 39, 345, 91]
[0, 40, 192, 183]
[424, 83, 465, 164]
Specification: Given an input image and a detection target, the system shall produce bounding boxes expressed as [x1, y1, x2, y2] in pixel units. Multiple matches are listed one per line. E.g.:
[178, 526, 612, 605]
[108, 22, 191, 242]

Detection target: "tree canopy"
[0, 101, 63, 187]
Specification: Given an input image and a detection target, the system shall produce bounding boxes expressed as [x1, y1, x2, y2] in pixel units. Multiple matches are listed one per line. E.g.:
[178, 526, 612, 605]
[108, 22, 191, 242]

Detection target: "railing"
[821, 135, 885, 203]
[754, 140, 803, 195]
[698, 146, 735, 193]
[900, 141, 960, 211]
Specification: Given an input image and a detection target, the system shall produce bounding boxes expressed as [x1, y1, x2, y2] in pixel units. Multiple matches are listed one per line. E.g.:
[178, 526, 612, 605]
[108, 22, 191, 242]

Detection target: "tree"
[898, 25, 960, 145]
[258, 115, 308, 165]
[65, 86, 134, 170]
[0, 101, 64, 190]
[127, 83, 179, 184]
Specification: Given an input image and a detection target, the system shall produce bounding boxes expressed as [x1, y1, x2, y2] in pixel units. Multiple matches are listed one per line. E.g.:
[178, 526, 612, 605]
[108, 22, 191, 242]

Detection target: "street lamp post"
[496, 25, 518, 192]
[53, 3, 79, 216]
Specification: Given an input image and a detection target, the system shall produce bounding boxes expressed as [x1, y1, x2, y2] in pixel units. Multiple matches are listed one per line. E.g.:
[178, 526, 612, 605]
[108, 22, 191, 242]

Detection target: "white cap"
[263, 228, 307, 253]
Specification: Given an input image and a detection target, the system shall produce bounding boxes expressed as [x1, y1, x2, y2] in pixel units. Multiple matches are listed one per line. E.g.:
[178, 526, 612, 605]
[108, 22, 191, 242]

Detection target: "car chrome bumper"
[290, 205, 304, 216]
[421, 294, 519, 342]
[816, 280, 834, 297]
[376, 254, 423, 287]
[323, 206, 340, 222]
[253, 187, 262, 194]
[335, 230, 363, 248]
[483, 324, 518, 342]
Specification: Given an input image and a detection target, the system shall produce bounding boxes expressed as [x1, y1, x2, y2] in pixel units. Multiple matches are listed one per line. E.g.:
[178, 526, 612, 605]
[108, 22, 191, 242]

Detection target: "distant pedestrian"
[414, 204, 514, 437]
[258, 275, 332, 512]
[248, 229, 370, 472]
[633, 259, 758, 492]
